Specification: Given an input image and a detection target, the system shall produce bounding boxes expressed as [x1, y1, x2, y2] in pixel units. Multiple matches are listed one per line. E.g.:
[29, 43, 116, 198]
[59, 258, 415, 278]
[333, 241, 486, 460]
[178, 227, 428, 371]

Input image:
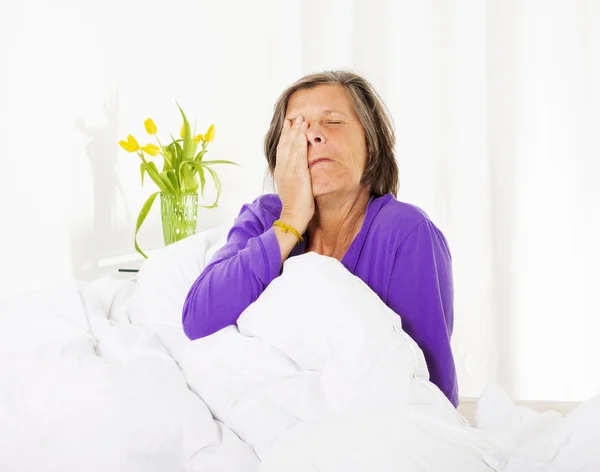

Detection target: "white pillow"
[128, 224, 230, 328]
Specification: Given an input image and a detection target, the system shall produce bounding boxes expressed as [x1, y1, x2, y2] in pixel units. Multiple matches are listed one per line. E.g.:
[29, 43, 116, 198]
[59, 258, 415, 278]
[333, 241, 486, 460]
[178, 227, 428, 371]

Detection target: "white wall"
[0, 0, 292, 295]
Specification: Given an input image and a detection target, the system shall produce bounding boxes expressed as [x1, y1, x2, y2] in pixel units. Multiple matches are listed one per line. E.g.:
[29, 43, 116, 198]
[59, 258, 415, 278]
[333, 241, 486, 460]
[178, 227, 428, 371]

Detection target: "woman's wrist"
[272, 224, 299, 264]
[278, 212, 309, 236]
[273, 220, 304, 243]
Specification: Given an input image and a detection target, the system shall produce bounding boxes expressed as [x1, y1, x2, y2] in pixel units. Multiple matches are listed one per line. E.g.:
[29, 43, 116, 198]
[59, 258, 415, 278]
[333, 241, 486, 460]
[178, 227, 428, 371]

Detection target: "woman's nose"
[306, 123, 326, 146]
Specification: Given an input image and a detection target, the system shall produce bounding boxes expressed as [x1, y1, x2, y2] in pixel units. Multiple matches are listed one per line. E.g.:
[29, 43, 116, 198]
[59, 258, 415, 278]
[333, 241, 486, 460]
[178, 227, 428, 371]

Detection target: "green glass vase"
[160, 192, 198, 246]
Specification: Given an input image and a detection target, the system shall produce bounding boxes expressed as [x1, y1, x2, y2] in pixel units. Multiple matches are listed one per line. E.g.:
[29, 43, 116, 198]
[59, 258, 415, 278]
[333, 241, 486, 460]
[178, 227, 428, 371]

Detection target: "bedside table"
[115, 269, 138, 282]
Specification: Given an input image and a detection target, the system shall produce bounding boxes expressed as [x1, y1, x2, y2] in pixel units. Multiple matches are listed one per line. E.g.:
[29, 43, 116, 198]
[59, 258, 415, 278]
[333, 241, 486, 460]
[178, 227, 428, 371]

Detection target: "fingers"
[293, 116, 308, 137]
[282, 116, 306, 139]
[290, 116, 308, 148]
[277, 116, 308, 171]
[279, 116, 306, 153]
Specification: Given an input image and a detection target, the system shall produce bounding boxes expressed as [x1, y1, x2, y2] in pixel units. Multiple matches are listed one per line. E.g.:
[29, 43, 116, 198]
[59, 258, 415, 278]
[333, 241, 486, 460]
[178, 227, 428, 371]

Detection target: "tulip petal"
[144, 118, 157, 135]
[119, 134, 140, 152]
[119, 140, 131, 151]
[141, 144, 160, 156]
[204, 124, 215, 142]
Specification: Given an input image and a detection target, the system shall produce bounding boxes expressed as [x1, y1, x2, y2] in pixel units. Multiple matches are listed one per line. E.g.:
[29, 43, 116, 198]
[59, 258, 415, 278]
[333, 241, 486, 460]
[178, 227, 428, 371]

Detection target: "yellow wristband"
[272, 220, 304, 243]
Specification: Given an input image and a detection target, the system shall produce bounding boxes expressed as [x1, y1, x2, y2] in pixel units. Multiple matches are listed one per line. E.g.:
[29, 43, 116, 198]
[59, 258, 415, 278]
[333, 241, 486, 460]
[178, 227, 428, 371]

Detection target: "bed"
[0, 226, 598, 472]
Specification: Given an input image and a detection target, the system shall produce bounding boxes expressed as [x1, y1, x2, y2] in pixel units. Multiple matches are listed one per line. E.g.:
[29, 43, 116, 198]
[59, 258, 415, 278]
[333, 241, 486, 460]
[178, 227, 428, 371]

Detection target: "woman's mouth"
[309, 158, 333, 169]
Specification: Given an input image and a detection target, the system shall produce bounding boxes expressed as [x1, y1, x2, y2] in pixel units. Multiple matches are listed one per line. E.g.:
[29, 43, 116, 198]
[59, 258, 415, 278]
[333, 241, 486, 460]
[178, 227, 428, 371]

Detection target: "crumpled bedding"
[0, 278, 258, 472]
[178, 253, 503, 471]
[1, 249, 599, 472]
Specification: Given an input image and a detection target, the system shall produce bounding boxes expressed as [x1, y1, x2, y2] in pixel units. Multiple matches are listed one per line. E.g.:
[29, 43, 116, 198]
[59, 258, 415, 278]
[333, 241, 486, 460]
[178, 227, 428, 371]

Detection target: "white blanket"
[0, 279, 258, 472]
[1, 249, 599, 472]
[179, 253, 504, 471]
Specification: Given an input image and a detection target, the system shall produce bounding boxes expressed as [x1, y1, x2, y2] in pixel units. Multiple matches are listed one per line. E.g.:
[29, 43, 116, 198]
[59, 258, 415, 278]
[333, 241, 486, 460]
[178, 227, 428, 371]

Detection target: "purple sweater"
[183, 193, 458, 406]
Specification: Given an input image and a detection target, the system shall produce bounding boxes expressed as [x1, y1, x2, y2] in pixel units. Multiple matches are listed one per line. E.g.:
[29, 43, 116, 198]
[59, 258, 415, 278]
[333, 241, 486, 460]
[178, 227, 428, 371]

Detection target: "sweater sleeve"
[385, 219, 458, 407]
[182, 199, 282, 340]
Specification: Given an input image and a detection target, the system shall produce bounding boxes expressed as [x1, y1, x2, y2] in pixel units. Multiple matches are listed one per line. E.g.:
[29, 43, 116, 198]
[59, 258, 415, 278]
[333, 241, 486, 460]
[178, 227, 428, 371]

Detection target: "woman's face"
[285, 85, 368, 198]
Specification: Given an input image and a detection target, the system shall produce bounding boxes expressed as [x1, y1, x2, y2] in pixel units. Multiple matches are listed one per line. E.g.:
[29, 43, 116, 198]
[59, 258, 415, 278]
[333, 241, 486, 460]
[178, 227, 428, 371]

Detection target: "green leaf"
[198, 164, 206, 197]
[180, 161, 205, 196]
[134, 191, 160, 259]
[166, 169, 179, 193]
[145, 161, 170, 193]
[167, 137, 179, 172]
[140, 162, 146, 186]
[160, 170, 177, 194]
[194, 147, 207, 162]
[179, 162, 199, 193]
[201, 165, 222, 209]
[161, 148, 173, 172]
[172, 138, 184, 171]
[201, 160, 240, 167]
[177, 103, 194, 161]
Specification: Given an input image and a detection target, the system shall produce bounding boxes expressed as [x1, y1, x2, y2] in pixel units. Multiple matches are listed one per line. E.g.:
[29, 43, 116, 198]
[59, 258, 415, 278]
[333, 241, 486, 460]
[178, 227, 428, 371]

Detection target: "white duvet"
[0, 279, 258, 472]
[0, 232, 599, 471]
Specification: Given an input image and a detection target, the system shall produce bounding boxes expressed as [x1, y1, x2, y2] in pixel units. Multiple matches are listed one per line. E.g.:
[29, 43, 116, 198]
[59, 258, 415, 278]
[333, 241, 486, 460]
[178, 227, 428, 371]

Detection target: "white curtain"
[0, 0, 598, 402]
[267, 0, 600, 402]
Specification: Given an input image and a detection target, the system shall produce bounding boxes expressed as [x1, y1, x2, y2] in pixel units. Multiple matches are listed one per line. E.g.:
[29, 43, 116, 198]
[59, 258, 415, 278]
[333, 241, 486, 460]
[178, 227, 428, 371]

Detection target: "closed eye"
[325, 121, 343, 125]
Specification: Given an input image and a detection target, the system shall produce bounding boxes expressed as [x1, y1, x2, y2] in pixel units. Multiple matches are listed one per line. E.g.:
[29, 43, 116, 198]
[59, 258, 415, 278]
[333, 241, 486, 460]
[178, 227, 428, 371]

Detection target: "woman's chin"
[311, 183, 338, 198]
[310, 177, 329, 195]
[311, 174, 354, 198]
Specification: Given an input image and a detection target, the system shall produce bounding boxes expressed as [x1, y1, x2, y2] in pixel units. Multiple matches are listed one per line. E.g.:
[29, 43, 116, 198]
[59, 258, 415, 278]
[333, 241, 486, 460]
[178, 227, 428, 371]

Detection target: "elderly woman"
[182, 70, 458, 407]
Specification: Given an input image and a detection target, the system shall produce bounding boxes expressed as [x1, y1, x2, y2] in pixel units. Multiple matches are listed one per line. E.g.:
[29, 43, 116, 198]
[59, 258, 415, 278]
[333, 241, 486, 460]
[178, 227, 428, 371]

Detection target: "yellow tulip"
[141, 144, 160, 156]
[193, 134, 203, 144]
[144, 118, 157, 135]
[118, 134, 140, 153]
[204, 124, 215, 142]
[180, 124, 185, 139]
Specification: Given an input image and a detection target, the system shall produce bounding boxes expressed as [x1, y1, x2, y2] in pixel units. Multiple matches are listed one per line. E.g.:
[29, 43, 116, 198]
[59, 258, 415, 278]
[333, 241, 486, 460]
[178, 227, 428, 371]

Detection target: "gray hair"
[263, 69, 399, 197]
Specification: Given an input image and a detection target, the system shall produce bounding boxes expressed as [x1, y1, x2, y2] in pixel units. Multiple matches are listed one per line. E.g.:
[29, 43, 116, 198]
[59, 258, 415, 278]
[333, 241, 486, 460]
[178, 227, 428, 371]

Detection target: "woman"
[182, 70, 458, 407]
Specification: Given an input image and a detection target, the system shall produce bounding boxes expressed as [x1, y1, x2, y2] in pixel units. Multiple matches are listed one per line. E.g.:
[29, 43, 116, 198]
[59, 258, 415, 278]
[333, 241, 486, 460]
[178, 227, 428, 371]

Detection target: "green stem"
[155, 135, 173, 168]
